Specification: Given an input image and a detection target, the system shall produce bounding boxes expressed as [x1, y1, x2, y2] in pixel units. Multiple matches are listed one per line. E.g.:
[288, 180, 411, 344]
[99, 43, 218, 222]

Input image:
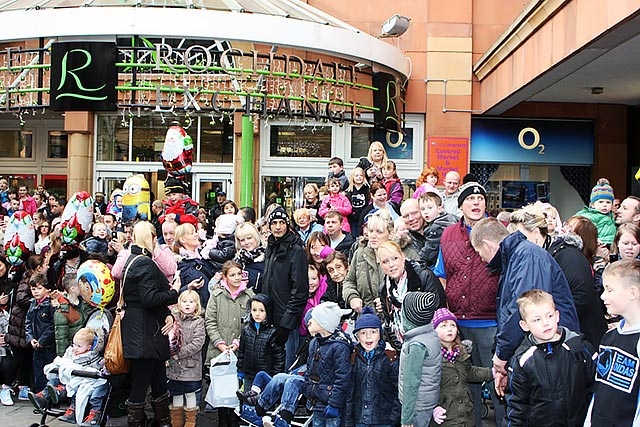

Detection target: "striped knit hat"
[590, 178, 614, 204]
[402, 291, 438, 327]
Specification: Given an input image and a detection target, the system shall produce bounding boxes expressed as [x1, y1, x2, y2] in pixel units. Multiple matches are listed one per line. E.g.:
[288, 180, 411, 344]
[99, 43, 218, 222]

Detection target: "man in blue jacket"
[469, 217, 579, 394]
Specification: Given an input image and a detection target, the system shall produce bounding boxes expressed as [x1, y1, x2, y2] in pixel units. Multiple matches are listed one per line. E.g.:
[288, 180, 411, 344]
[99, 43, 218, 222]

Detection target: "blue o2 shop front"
[470, 117, 594, 218]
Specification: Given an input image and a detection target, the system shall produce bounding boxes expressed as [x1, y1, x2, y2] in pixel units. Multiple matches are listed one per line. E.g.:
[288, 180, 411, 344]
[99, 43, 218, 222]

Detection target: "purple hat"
[432, 307, 457, 329]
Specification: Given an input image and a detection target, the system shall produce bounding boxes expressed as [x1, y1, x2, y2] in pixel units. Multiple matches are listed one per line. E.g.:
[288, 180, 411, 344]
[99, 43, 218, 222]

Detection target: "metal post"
[240, 114, 254, 207]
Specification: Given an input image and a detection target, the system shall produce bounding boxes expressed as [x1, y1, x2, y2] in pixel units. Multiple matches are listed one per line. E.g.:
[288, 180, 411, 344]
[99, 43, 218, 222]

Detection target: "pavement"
[3, 399, 498, 427]
[2, 400, 126, 427]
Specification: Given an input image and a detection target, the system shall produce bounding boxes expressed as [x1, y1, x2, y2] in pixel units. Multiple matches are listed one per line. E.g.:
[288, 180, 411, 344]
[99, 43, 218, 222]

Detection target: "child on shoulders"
[575, 178, 616, 245]
[418, 192, 458, 269]
[318, 178, 352, 234]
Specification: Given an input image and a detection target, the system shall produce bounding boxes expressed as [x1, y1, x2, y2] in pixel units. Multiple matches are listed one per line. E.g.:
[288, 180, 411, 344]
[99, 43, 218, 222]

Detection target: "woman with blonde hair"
[343, 210, 393, 314]
[510, 206, 606, 345]
[376, 240, 443, 350]
[233, 222, 266, 289]
[302, 183, 322, 224]
[121, 221, 181, 427]
[173, 222, 215, 307]
[357, 141, 388, 184]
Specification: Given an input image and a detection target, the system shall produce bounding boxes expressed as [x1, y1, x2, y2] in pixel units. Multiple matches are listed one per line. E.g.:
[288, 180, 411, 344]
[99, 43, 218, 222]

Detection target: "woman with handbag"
[120, 221, 180, 427]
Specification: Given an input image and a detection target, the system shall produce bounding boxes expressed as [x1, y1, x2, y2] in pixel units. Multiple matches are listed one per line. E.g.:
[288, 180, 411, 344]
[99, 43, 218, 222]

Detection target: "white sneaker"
[0, 386, 14, 406]
[262, 416, 274, 427]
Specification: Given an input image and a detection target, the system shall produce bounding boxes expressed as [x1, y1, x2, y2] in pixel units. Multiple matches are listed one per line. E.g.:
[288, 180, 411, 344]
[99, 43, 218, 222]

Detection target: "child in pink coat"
[318, 178, 352, 233]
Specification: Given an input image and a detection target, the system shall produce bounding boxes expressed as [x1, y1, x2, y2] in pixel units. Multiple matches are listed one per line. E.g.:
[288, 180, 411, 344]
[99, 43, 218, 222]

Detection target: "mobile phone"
[112, 230, 118, 239]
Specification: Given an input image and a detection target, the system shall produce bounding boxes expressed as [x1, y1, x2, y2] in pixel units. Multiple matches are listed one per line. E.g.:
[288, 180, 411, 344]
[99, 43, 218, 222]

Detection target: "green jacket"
[204, 283, 254, 365]
[53, 297, 90, 356]
[431, 346, 492, 427]
[575, 206, 616, 244]
[342, 246, 385, 309]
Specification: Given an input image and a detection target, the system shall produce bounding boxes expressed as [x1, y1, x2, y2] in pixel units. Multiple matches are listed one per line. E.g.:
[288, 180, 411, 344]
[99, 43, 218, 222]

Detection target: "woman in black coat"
[121, 221, 180, 427]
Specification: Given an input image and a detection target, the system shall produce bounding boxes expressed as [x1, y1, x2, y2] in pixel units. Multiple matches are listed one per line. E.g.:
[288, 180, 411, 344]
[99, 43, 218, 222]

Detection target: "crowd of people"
[0, 143, 638, 427]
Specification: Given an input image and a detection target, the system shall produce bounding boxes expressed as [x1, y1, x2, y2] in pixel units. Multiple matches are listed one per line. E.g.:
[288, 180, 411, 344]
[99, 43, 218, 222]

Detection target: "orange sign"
[427, 137, 469, 178]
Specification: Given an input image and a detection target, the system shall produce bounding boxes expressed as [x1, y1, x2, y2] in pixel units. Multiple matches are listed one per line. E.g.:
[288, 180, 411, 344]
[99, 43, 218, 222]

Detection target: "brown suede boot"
[170, 406, 184, 427]
[183, 407, 198, 427]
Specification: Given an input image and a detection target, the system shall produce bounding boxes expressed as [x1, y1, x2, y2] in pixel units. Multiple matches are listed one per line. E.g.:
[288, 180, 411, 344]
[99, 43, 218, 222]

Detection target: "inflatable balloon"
[162, 123, 193, 178]
[77, 259, 115, 309]
[3, 211, 34, 267]
[60, 191, 94, 248]
[122, 174, 151, 222]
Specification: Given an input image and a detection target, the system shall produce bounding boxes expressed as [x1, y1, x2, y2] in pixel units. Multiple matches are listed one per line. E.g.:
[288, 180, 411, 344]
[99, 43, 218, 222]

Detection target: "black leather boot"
[149, 391, 172, 427]
[126, 400, 147, 427]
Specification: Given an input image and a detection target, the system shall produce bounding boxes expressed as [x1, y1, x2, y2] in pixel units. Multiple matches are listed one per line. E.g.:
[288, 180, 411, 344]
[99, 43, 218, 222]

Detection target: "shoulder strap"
[118, 254, 144, 309]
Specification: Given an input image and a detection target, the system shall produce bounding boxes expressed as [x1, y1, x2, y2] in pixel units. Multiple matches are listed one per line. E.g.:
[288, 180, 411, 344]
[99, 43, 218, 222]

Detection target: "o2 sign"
[518, 127, 545, 155]
[471, 118, 593, 165]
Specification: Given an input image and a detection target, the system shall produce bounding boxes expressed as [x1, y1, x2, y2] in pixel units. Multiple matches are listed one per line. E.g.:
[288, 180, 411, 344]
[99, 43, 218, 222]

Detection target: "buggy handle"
[48, 367, 110, 380]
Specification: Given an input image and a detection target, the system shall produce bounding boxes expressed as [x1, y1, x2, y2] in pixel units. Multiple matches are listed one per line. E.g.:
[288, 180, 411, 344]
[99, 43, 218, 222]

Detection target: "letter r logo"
[50, 42, 118, 111]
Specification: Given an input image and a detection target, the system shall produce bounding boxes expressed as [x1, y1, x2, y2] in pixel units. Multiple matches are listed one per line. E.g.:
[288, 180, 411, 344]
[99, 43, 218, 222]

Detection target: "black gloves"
[275, 326, 290, 346]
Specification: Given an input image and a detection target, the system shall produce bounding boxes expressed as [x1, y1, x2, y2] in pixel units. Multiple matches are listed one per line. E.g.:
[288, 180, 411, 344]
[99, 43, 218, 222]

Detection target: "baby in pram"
[29, 327, 108, 426]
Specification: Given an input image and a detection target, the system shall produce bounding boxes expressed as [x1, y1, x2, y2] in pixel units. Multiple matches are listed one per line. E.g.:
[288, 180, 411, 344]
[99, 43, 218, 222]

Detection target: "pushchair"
[28, 367, 112, 427]
[27, 308, 114, 427]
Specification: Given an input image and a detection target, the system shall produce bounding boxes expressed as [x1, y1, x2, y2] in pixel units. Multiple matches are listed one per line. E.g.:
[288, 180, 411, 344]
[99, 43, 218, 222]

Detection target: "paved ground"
[2, 400, 127, 427]
[3, 400, 498, 427]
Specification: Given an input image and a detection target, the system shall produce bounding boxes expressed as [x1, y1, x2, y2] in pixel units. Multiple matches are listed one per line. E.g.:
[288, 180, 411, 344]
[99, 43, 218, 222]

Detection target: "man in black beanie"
[261, 207, 309, 370]
[431, 182, 503, 426]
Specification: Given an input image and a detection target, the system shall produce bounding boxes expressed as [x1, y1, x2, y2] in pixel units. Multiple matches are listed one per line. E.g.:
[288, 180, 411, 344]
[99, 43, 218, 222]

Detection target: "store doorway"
[194, 174, 232, 211]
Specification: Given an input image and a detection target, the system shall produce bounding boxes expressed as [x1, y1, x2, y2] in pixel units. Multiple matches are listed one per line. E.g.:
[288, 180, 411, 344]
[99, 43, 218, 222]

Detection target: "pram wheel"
[480, 402, 489, 419]
[28, 423, 40, 427]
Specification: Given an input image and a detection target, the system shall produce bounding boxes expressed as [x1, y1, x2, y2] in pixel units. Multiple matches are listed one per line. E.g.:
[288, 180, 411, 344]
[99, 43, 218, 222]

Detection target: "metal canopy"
[0, 0, 408, 78]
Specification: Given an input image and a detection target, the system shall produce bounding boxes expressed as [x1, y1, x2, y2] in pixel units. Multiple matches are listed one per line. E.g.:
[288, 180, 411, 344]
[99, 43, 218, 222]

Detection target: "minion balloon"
[122, 174, 151, 222]
[60, 191, 94, 248]
[3, 211, 35, 267]
[162, 123, 193, 178]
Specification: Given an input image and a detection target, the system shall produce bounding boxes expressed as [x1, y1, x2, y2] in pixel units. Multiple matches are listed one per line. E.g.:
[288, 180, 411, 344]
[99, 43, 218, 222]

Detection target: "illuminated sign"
[50, 42, 117, 111]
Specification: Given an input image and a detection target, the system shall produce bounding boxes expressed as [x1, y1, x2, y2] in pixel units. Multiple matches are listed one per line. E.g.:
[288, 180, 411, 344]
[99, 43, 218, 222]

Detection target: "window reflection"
[0, 130, 32, 158]
[269, 125, 332, 158]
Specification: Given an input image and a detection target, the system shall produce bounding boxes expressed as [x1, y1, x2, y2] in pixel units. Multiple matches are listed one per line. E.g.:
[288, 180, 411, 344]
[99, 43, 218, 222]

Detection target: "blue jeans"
[284, 330, 299, 371]
[88, 382, 109, 409]
[312, 412, 340, 427]
[355, 425, 391, 427]
[257, 373, 305, 414]
[32, 348, 56, 392]
[459, 325, 505, 427]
